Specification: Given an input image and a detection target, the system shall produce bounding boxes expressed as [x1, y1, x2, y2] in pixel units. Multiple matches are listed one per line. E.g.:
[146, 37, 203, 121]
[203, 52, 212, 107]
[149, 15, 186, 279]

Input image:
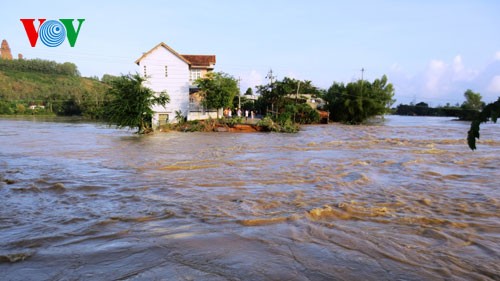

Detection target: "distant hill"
[0, 58, 109, 117]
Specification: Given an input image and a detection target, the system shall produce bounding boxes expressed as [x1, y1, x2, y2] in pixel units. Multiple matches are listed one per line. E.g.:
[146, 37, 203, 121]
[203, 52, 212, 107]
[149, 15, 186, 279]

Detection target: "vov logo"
[20, 19, 85, 47]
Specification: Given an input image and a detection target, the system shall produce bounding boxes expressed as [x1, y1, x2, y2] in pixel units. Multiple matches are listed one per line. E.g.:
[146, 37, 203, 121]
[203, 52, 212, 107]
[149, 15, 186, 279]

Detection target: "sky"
[1, 0, 500, 105]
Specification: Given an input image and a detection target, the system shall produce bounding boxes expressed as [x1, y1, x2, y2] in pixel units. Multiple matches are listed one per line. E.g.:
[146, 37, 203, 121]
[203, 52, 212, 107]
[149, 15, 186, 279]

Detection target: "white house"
[135, 42, 217, 127]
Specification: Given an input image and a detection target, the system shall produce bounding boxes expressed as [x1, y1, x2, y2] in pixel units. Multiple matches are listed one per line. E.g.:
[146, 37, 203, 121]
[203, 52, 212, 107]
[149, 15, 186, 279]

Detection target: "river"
[0, 116, 499, 280]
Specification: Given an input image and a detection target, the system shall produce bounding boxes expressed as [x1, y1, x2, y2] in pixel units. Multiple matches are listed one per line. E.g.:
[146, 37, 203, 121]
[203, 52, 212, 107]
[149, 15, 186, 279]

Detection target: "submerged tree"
[105, 73, 169, 134]
[462, 89, 485, 111]
[467, 97, 499, 150]
[456, 89, 486, 121]
[322, 75, 395, 124]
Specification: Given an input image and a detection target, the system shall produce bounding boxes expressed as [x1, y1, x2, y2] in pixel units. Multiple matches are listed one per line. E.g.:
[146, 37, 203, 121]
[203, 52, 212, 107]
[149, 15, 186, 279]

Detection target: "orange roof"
[181, 55, 216, 68]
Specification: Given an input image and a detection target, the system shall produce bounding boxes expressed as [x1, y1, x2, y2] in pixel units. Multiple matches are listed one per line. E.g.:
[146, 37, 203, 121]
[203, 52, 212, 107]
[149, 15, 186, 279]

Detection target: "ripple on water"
[0, 116, 499, 280]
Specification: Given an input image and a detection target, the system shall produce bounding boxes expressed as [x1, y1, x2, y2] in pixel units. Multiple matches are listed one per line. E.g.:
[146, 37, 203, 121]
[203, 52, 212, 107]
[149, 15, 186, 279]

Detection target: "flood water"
[1, 116, 499, 280]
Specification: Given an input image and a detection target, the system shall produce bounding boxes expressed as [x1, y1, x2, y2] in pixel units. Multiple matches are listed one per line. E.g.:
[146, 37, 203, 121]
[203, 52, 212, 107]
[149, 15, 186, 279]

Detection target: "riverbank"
[159, 116, 299, 133]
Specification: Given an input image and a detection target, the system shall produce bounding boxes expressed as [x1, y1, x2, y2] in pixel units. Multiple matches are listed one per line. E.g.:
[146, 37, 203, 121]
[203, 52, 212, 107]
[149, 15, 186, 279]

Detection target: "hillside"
[0, 58, 109, 117]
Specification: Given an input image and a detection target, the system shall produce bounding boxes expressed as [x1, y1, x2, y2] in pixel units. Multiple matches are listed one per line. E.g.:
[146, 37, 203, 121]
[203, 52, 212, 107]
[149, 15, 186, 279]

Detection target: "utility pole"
[360, 67, 365, 102]
[265, 69, 276, 116]
[237, 76, 241, 109]
[266, 68, 275, 84]
[294, 81, 301, 123]
[296, 81, 301, 101]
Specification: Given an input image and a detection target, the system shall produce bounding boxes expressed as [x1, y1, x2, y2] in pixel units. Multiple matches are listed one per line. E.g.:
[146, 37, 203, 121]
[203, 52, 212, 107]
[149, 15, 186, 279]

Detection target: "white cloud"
[494, 51, 500, 61]
[248, 70, 263, 86]
[240, 70, 264, 92]
[452, 55, 478, 81]
[394, 54, 497, 104]
[422, 55, 479, 99]
[424, 59, 448, 94]
[487, 75, 500, 93]
[453, 55, 464, 73]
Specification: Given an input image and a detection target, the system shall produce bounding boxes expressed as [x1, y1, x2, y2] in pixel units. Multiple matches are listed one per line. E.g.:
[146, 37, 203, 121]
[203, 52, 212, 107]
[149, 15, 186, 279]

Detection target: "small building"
[1, 39, 13, 60]
[135, 42, 217, 127]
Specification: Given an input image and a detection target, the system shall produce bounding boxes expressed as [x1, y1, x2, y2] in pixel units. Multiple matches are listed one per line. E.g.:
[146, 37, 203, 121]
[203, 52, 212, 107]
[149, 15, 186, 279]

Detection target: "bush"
[15, 104, 26, 114]
[294, 103, 320, 124]
[257, 115, 298, 133]
[0, 100, 14, 114]
[257, 116, 277, 131]
[221, 116, 243, 126]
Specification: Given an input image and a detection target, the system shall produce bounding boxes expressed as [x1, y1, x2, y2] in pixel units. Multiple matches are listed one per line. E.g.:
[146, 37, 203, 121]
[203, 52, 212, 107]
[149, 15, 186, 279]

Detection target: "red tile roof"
[181, 55, 216, 68]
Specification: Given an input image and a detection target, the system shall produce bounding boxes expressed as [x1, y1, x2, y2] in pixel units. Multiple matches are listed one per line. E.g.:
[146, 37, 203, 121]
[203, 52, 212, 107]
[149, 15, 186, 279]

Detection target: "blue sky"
[1, 0, 499, 105]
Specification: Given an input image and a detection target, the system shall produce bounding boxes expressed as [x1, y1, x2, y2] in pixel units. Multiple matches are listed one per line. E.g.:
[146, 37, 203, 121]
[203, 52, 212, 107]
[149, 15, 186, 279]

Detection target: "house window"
[143, 65, 147, 76]
[164, 65, 168, 77]
[190, 69, 201, 81]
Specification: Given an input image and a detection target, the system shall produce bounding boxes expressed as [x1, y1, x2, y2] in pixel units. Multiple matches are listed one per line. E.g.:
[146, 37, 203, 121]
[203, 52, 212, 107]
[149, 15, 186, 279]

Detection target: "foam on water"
[1, 116, 499, 280]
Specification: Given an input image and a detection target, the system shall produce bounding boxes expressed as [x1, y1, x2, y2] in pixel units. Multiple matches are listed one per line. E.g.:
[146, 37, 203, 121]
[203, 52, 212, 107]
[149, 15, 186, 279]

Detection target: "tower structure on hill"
[1, 39, 13, 60]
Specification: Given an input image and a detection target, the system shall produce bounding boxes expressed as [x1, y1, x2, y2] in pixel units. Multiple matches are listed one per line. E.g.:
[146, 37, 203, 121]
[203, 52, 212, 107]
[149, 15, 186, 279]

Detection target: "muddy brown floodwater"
[0, 116, 499, 280]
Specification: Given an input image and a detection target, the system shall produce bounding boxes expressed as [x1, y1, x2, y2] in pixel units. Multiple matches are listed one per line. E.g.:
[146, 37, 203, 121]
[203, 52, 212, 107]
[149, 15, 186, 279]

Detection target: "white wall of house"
[137, 46, 190, 126]
[187, 109, 222, 121]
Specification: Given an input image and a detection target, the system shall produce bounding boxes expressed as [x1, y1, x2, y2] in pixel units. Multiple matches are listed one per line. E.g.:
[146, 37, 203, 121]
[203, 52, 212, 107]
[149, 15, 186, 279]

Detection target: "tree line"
[0, 58, 80, 76]
[394, 89, 486, 121]
[190, 71, 396, 132]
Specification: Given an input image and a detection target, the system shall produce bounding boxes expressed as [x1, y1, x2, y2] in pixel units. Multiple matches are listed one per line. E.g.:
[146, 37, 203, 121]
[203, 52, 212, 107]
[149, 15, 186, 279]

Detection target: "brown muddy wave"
[0, 116, 499, 280]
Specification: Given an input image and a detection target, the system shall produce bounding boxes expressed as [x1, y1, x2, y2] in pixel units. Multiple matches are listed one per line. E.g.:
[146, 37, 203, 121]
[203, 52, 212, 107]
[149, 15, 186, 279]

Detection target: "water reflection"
[0, 116, 499, 280]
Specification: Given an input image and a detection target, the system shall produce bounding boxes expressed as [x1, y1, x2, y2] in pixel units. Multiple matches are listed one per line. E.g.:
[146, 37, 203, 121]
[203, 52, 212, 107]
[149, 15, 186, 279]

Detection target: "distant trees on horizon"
[394, 89, 487, 121]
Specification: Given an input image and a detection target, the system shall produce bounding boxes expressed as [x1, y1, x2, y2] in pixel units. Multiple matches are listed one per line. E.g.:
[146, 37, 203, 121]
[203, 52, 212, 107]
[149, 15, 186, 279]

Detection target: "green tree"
[322, 75, 395, 124]
[467, 97, 499, 150]
[256, 77, 322, 116]
[244, 87, 253, 96]
[255, 77, 321, 130]
[456, 89, 485, 121]
[462, 89, 484, 111]
[105, 73, 169, 134]
[101, 74, 119, 84]
[195, 72, 239, 118]
[415, 102, 430, 116]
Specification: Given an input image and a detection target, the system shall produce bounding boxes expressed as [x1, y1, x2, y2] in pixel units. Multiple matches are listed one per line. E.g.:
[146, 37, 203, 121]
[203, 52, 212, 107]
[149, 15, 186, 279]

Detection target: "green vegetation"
[467, 97, 500, 150]
[232, 94, 256, 113]
[395, 102, 462, 117]
[321, 75, 395, 124]
[462, 89, 485, 111]
[0, 58, 80, 76]
[0, 58, 109, 118]
[161, 116, 290, 133]
[104, 73, 169, 134]
[394, 89, 486, 121]
[255, 77, 321, 131]
[244, 87, 253, 96]
[165, 119, 215, 132]
[195, 72, 239, 118]
[220, 116, 243, 127]
[256, 116, 299, 133]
